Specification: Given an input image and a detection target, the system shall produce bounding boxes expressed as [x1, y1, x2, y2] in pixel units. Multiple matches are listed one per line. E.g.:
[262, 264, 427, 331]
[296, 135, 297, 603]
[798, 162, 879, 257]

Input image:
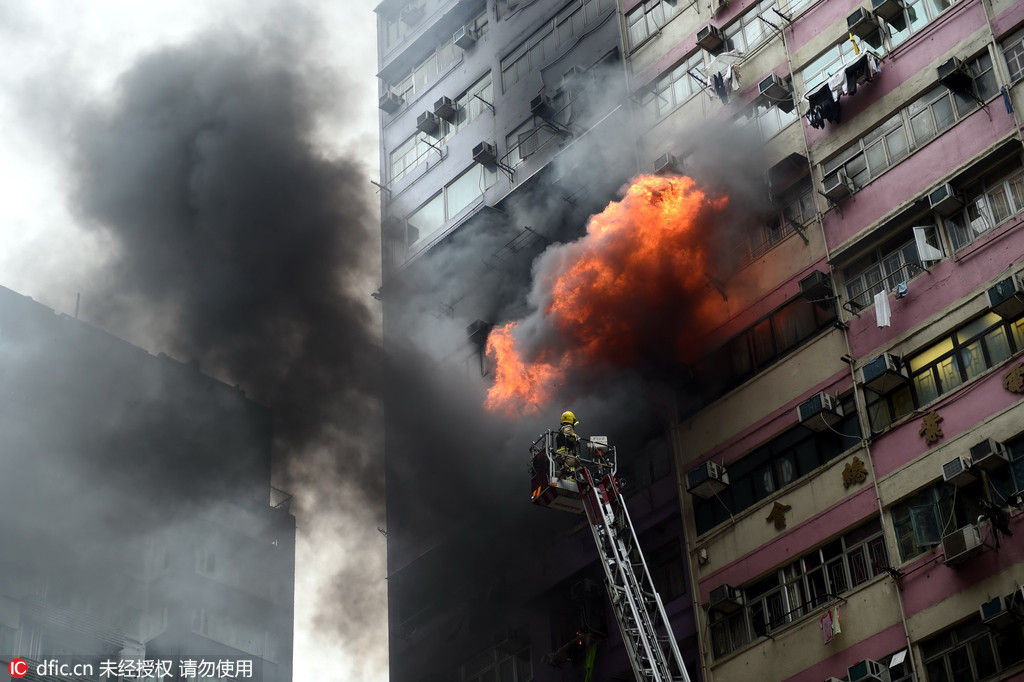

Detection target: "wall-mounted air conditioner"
[987, 274, 1024, 319]
[861, 353, 907, 393]
[416, 110, 441, 136]
[686, 461, 729, 499]
[928, 182, 962, 216]
[942, 524, 983, 566]
[872, 0, 906, 22]
[530, 93, 555, 119]
[696, 24, 725, 52]
[758, 73, 795, 111]
[980, 595, 1017, 627]
[434, 96, 457, 121]
[846, 7, 877, 39]
[848, 659, 890, 682]
[969, 438, 1008, 471]
[472, 141, 497, 165]
[400, 3, 425, 26]
[798, 270, 833, 303]
[941, 455, 976, 487]
[938, 56, 972, 93]
[466, 320, 492, 347]
[797, 392, 843, 431]
[379, 91, 404, 114]
[822, 169, 855, 202]
[453, 25, 477, 49]
[653, 152, 679, 175]
[709, 584, 744, 613]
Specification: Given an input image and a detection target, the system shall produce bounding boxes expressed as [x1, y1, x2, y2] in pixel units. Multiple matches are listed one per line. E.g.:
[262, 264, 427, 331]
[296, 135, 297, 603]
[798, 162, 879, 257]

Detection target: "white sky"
[0, 2, 386, 680]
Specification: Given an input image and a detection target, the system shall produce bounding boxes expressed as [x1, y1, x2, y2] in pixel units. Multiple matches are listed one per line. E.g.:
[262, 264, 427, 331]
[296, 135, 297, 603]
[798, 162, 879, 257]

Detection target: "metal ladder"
[579, 468, 691, 682]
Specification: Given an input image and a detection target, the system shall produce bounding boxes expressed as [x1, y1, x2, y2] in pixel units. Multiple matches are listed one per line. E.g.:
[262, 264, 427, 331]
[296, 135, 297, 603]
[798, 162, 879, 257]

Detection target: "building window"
[921, 616, 1024, 681]
[865, 311, 1024, 434]
[883, 0, 963, 52]
[626, 1, 680, 49]
[502, 0, 613, 90]
[734, 179, 814, 269]
[946, 159, 1024, 251]
[406, 165, 497, 248]
[745, 99, 799, 141]
[1003, 26, 1024, 83]
[719, 0, 782, 56]
[620, 438, 672, 495]
[801, 33, 884, 94]
[693, 409, 862, 535]
[842, 225, 938, 312]
[639, 52, 706, 122]
[821, 53, 998, 192]
[461, 646, 533, 682]
[689, 296, 838, 407]
[710, 521, 887, 657]
[505, 117, 558, 167]
[649, 540, 686, 602]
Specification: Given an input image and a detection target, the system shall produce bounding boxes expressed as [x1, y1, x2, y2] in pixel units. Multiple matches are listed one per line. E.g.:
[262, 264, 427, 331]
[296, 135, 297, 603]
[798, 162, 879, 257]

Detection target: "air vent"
[969, 438, 1008, 471]
[416, 111, 441, 136]
[822, 169, 855, 201]
[686, 461, 729, 499]
[846, 7, 877, 39]
[987, 274, 1024, 319]
[848, 659, 890, 682]
[938, 57, 972, 93]
[696, 24, 724, 52]
[941, 455, 975, 487]
[861, 353, 907, 393]
[453, 25, 477, 49]
[379, 91, 404, 114]
[942, 525, 983, 566]
[872, 0, 906, 22]
[797, 392, 843, 431]
[472, 141, 497, 165]
[928, 182, 962, 216]
[709, 584, 744, 613]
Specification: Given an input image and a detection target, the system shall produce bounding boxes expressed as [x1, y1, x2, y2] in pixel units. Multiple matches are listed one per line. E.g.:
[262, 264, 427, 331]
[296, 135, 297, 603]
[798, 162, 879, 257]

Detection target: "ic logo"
[8, 658, 28, 678]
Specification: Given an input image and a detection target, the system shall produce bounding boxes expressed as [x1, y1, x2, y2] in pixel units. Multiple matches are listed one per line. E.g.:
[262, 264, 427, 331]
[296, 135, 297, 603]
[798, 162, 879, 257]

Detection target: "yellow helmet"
[560, 410, 577, 425]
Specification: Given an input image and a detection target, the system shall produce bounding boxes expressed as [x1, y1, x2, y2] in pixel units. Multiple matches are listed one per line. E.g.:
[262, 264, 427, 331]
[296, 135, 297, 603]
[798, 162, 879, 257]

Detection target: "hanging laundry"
[820, 608, 835, 645]
[833, 607, 842, 636]
[874, 290, 892, 328]
[805, 82, 842, 128]
[828, 70, 848, 101]
[712, 72, 729, 102]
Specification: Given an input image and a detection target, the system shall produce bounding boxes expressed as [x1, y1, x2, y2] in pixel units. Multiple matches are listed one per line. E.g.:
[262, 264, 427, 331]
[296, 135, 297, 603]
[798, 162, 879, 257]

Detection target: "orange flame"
[484, 174, 728, 415]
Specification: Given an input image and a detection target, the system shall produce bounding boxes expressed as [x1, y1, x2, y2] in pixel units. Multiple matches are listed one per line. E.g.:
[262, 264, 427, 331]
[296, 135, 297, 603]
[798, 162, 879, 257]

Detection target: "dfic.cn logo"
[8, 658, 28, 678]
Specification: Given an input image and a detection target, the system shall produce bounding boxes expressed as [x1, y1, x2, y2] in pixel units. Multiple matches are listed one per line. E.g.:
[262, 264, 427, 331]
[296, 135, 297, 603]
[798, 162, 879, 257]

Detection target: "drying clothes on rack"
[844, 53, 881, 96]
[804, 82, 842, 129]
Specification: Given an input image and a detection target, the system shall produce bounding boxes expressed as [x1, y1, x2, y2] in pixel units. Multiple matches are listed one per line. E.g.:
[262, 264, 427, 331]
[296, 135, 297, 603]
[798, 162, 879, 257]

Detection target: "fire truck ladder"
[579, 468, 691, 682]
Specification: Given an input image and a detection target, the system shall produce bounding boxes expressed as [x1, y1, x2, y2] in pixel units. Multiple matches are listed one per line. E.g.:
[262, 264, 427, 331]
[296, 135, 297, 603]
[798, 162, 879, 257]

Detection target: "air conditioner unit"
[653, 152, 679, 175]
[709, 584, 744, 613]
[798, 270, 833, 302]
[847, 7, 877, 39]
[466, 320, 492, 347]
[530, 93, 555, 119]
[938, 56, 972, 93]
[927, 182, 962, 216]
[969, 438, 1008, 471]
[453, 25, 477, 49]
[797, 392, 844, 431]
[378, 91, 404, 114]
[861, 353, 908, 393]
[872, 0, 906, 22]
[941, 455, 976, 487]
[696, 24, 725, 52]
[472, 141, 497, 165]
[822, 169, 855, 201]
[848, 659, 890, 682]
[400, 4, 424, 26]
[942, 524, 983, 566]
[686, 461, 729, 499]
[517, 132, 538, 159]
[416, 110, 440, 136]
[433, 96, 457, 121]
[980, 595, 1017, 627]
[759, 73, 791, 101]
[986, 274, 1024, 319]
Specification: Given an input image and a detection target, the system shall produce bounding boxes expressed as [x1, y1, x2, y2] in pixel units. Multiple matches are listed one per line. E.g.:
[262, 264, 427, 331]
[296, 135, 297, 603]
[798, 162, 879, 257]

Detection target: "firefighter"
[555, 410, 581, 472]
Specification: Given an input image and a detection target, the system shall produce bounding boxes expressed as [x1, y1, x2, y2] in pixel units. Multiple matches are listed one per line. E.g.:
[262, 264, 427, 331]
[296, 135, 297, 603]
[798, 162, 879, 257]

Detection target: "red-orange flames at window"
[484, 174, 729, 416]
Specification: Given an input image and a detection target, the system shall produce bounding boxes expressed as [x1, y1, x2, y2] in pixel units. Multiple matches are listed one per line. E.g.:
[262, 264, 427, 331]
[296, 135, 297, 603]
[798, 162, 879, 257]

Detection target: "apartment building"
[375, 0, 701, 680]
[0, 285, 295, 682]
[622, 0, 1024, 680]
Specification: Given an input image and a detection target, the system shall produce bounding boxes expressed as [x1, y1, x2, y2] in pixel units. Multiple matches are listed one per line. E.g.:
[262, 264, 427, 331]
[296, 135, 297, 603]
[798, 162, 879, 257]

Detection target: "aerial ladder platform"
[529, 431, 692, 682]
